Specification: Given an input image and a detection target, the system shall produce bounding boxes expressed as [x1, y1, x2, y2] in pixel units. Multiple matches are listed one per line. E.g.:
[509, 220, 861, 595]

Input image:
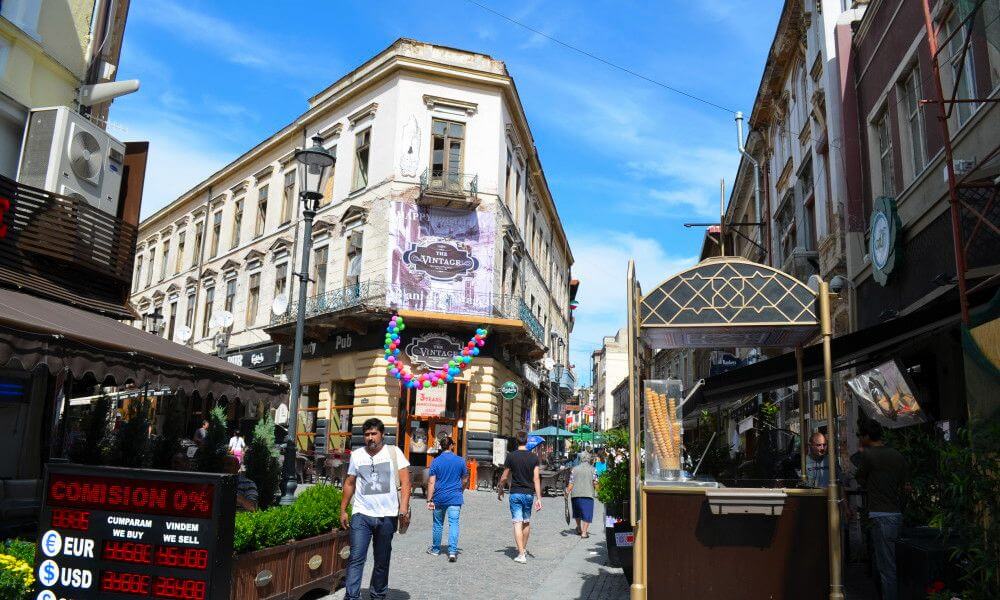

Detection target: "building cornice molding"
[423, 94, 478, 115]
[317, 122, 343, 140]
[252, 164, 274, 183]
[348, 102, 379, 128]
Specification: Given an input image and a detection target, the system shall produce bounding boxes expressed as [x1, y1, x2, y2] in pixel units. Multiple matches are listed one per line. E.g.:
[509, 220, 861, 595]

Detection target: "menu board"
[35, 464, 235, 600]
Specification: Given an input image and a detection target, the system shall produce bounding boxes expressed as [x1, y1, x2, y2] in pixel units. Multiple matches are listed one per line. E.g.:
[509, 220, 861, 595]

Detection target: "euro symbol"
[41, 530, 61, 557]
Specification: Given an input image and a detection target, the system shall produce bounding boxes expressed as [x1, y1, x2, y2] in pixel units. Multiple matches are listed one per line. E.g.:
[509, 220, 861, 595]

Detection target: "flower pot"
[231, 530, 349, 600]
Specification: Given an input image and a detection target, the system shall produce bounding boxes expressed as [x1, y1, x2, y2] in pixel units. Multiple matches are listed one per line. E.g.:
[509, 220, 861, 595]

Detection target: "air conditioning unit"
[17, 106, 125, 216]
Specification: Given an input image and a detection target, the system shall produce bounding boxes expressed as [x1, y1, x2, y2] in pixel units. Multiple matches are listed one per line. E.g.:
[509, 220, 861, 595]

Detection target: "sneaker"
[427, 547, 441, 556]
[513, 553, 527, 563]
[448, 553, 457, 562]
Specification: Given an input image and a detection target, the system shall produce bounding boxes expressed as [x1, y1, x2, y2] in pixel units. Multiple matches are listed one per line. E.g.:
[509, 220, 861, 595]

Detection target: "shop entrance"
[399, 382, 468, 467]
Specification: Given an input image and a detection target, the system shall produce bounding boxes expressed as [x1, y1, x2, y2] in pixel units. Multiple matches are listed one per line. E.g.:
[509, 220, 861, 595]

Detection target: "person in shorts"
[425, 436, 468, 562]
[497, 430, 542, 563]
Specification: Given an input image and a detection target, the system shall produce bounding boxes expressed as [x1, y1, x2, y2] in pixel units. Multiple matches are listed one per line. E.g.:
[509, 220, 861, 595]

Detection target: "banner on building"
[388, 202, 495, 315]
[414, 385, 447, 417]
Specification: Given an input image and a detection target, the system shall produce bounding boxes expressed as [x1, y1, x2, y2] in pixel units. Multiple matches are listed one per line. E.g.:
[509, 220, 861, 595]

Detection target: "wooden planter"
[231, 530, 350, 600]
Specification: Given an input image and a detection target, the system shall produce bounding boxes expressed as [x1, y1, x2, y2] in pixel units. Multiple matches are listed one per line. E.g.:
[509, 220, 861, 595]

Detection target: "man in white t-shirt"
[340, 418, 411, 600]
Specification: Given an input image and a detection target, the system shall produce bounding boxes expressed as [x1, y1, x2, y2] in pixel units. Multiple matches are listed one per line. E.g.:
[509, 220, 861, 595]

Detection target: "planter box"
[232, 530, 349, 600]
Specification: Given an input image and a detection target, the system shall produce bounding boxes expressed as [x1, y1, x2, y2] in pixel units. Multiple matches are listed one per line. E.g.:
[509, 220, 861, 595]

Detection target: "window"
[231, 199, 243, 249]
[900, 66, 926, 178]
[320, 146, 336, 206]
[185, 291, 195, 327]
[875, 110, 895, 197]
[159, 241, 169, 280]
[798, 67, 809, 129]
[201, 287, 214, 338]
[798, 159, 816, 251]
[192, 222, 204, 267]
[255, 185, 268, 237]
[225, 278, 237, 313]
[431, 119, 465, 187]
[776, 191, 796, 264]
[352, 129, 370, 190]
[246, 272, 261, 326]
[312, 246, 328, 296]
[210, 210, 222, 257]
[146, 248, 156, 286]
[274, 263, 288, 300]
[132, 255, 143, 292]
[505, 149, 513, 209]
[166, 301, 177, 340]
[175, 232, 185, 274]
[943, 11, 978, 126]
[281, 171, 295, 224]
[346, 230, 363, 287]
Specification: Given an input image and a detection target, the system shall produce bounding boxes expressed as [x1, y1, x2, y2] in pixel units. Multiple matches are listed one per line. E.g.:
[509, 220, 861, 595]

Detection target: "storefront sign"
[870, 196, 902, 286]
[738, 416, 754, 434]
[388, 203, 496, 315]
[35, 464, 235, 600]
[414, 385, 447, 417]
[710, 352, 745, 376]
[500, 381, 519, 401]
[404, 332, 464, 370]
[226, 344, 282, 370]
[522, 364, 541, 388]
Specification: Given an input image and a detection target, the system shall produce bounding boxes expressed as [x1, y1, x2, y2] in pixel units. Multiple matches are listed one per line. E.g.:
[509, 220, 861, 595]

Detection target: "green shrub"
[244, 414, 281, 508]
[233, 484, 346, 554]
[195, 406, 228, 473]
[0, 539, 36, 599]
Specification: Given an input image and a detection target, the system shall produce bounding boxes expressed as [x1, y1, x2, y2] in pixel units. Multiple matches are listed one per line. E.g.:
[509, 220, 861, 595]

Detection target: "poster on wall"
[388, 202, 496, 315]
[846, 360, 926, 428]
[414, 385, 447, 417]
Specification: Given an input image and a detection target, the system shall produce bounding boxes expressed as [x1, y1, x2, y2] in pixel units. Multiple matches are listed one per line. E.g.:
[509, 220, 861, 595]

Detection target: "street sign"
[500, 380, 519, 401]
[35, 464, 236, 600]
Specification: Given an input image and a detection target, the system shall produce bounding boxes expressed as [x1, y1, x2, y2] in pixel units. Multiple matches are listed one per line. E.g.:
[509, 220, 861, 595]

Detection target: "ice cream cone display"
[643, 379, 684, 480]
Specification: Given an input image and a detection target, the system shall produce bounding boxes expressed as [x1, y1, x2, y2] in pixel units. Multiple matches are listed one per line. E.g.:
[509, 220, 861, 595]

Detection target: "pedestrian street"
[323, 491, 628, 600]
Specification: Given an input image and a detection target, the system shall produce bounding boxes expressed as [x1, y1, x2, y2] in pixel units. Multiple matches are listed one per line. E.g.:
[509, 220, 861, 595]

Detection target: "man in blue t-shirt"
[425, 436, 468, 561]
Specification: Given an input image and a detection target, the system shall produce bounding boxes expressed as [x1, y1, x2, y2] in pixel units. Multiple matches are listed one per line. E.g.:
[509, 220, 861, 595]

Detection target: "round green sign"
[500, 381, 519, 401]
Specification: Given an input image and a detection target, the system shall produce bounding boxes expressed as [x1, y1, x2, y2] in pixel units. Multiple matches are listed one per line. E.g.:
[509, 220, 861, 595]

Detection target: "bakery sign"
[404, 332, 464, 370]
[402, 240, 479, 282]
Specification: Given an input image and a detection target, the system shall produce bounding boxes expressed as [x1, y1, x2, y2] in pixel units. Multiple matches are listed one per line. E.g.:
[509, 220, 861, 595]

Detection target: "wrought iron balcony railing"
[419, 168, 478, 197]
[549, 367, 577, 394]
[270, 279, 545, 346]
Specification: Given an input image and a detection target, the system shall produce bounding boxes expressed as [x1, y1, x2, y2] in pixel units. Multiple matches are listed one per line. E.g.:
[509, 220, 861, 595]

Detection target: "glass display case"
[644, 378, 686, 483]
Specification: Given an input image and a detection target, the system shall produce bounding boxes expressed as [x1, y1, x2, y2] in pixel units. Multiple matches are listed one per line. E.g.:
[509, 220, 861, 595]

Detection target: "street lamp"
[279, 135, 335, 506]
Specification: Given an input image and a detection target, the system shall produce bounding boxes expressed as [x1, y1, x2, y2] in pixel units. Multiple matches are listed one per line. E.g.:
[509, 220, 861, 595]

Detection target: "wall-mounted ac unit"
[16, 106, 125, 216]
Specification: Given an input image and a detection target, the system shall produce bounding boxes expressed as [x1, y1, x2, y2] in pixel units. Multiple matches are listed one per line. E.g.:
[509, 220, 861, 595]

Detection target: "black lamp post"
[279, 135, 335, 506]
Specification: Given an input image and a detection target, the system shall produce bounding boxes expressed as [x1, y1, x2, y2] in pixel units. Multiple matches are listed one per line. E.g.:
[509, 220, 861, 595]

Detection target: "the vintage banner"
[388, 202, 495, 315]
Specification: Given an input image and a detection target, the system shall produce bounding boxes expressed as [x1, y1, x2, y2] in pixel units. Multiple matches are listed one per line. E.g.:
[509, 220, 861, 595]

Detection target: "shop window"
[328, 381, 354, 452]
[297, 384, 320, 452]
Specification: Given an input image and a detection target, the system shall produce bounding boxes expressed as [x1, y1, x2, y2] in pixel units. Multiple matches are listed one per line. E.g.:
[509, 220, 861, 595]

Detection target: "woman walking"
[228, 430, 246, 465]
[565, 452, 597, 538]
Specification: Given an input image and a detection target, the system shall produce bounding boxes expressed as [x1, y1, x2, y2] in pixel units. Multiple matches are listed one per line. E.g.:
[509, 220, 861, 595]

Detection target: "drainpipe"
[735, 112, 763, 259]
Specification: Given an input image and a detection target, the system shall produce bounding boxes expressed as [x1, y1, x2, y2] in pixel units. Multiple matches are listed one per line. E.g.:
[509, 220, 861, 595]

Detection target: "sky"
[113, 0, 784, 386]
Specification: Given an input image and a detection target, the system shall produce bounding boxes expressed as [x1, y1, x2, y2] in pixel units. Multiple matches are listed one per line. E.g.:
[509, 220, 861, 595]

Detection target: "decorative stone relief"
[399, 115, 421, 178]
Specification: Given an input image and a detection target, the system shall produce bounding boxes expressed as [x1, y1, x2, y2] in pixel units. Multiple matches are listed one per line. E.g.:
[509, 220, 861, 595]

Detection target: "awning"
[0, 288, 287, 404]
[528, 426, 575, 437]
[694, 291, 965, 406]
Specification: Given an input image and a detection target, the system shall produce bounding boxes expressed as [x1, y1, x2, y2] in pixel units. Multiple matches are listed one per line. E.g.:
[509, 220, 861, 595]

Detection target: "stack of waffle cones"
[645, 387, 682, 471]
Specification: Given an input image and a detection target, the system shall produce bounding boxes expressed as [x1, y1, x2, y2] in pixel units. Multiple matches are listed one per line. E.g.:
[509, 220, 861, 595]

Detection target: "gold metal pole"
[796, 346, 807, 483]
[820, 280, 845, 599]
[625, 260, 646, 599]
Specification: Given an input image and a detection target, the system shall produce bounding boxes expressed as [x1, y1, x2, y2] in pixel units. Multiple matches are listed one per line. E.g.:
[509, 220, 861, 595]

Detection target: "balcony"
[267, 280, 545, 356]
[0, 175, 137, 318]
[549, 367, 576, 397]
[418, 168, 480, 209]
[780, 248, 819, 284]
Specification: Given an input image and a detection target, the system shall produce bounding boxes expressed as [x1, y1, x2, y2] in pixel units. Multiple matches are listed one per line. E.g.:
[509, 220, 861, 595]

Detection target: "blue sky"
[113, 0, 783, 385]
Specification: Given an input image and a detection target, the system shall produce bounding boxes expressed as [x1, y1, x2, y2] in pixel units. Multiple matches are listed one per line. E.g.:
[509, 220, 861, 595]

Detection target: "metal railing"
[270, 279, 545, 346]
[419, 168, 479, 197]
[549, 367, 576, 393]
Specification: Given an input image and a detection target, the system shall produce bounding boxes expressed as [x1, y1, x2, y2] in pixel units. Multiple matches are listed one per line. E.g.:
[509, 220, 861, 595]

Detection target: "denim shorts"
[509, 493, 534, 522]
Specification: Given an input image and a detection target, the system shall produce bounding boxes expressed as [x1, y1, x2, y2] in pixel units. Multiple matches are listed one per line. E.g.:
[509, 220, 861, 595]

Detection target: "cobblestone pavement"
[323, 490, 628, 600]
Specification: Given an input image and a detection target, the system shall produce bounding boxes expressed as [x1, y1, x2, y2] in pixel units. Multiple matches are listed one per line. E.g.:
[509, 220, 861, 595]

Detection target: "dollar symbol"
[44, 562, 56, 581]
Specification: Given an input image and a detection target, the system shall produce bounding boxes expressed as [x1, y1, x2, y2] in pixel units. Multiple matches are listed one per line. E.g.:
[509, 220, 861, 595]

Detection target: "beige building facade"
[131, 39, 575, 465]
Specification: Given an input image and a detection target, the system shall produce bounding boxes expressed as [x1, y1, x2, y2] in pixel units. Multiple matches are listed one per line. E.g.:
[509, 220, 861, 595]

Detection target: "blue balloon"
[446, 375, 454, 382]
[390, 333, 399, 341]
[463, 356, 471, 364]
[393, 349, 400, 356]
[472, 347, 480, 356]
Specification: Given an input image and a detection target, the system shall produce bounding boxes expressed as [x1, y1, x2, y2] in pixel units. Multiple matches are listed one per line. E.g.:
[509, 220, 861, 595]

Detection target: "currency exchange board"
[35, 464, 235, 599]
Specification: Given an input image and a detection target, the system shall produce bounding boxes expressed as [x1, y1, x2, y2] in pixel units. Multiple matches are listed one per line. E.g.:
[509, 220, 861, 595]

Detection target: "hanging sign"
[869, 196, 902, 286]
[404, 332, 466, 370]
[34, 464, 235, 600]
[414, 385, 447, 417]
[500, 381, 519, 401]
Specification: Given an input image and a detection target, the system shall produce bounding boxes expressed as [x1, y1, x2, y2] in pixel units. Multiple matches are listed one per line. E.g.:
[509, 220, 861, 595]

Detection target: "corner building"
[131, 39, 575, 466]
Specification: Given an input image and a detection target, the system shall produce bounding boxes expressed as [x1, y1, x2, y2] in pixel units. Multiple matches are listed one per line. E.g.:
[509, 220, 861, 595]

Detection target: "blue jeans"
[345, 513, 397, 600]
[870, 512, 902, 600]
[431, 505, 461, 554]
[509, 493, 534, 522]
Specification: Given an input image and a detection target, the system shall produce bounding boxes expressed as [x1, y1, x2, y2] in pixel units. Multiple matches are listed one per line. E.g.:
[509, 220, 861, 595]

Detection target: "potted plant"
[0, 539, 35, 600]
[597, 427, 633, 582]
[231, 484, 349, 600]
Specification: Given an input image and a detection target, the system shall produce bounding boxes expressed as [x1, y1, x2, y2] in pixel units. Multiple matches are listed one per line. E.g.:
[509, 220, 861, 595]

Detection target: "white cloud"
[567, 229, 697, 385]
